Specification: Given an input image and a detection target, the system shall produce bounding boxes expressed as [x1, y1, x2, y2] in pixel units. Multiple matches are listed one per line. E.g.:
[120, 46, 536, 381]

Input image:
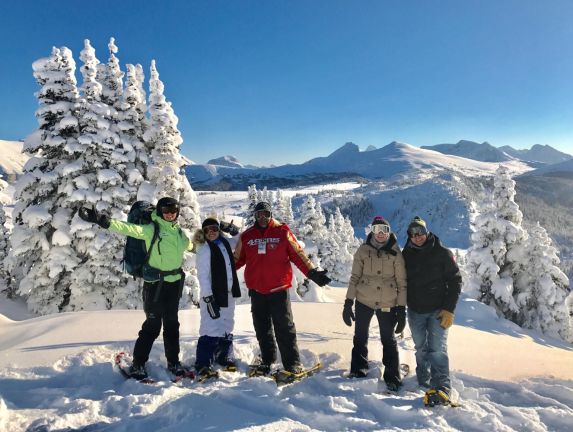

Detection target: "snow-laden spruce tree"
[511, 222, 573, 342]
[8, 47, 83, 314]
[120, 63, 148, 183]
[67, 39, 138, 311]
[465, 166, 531, 325]
[282, 195, 294, 227]
[317, 213, 353, 282]
[334, 207, 360, 255]
[0, 181, 10, 296]
[142, 59, 201, 305]
[244, 184, 258, 226]
[273, 189, 285, 222]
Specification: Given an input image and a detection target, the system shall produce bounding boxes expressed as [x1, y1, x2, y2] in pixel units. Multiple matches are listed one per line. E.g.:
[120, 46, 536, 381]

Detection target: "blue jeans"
[408, 309, 451, 393]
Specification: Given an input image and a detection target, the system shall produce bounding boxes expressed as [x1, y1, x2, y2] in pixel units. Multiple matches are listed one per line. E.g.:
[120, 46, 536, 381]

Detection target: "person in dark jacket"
[79, 197, 191, 380]
[402, 216, 461, 404]
[343, 216, 407, 392]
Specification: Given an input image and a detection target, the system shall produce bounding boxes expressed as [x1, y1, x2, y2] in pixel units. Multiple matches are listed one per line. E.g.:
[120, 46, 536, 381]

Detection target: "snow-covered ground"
[1, 286, 572, 432]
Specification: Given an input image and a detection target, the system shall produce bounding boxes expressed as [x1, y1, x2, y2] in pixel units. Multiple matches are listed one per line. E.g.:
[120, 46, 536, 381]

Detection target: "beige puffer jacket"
[346, 233, 407, 310]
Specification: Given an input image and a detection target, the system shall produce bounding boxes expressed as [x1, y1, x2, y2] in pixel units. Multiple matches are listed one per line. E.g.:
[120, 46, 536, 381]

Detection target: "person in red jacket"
[234, 201, 331, 374]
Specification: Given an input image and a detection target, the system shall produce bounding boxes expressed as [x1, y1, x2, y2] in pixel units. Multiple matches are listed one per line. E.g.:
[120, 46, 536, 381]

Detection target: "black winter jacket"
[402, 233, 462, 314]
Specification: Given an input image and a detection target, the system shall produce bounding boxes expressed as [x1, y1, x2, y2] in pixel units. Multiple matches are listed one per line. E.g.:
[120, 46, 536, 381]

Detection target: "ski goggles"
[203, 225, 220, 234]
[255, 210, 271, 218]
[408, 226, 428, 237]
[372, 224, 390, 234]
[161, 205, 179, 214]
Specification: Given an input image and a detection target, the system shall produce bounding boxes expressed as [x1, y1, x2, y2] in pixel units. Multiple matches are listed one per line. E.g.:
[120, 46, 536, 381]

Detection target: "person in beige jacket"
[342, 216, 407, 392]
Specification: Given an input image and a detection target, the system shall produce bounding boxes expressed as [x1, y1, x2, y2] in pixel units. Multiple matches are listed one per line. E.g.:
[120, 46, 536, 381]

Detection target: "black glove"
[342, 298, 355, 327]
[220, 220, 239, 236]
[307, 268, 331, 287]
[393, 306, 406, 334]
[78, 207, 110, 228]
[203, 295, 220, 319]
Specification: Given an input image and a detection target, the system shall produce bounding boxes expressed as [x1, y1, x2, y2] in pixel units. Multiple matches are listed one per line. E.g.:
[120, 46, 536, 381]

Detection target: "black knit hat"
[202, 217, 219, 229]
[156, 197, 179, 218]
[254, 201, 272, 213]
[407, 216, 428, 235]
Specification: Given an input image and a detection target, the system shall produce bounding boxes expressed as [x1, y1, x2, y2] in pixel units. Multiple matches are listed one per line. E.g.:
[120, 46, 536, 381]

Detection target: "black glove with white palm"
[307, 268, 331, 286]
[203, 295, 220, 320]
[78, 206, 110, 228]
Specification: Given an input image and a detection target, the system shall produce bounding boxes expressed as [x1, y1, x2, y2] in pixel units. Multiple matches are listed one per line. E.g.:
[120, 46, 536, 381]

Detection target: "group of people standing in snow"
[79, 196, 461, 405]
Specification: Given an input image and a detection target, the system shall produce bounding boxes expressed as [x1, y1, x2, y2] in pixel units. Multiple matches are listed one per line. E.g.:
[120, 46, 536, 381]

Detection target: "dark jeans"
[250, 290, 301, 371]
[351, 300, 400, 385]
[133, 280, 181, 365]
[195, 333, 234, 370]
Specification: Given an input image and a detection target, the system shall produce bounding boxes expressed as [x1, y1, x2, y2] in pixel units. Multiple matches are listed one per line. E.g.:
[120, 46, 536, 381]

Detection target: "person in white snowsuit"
[193, 217, 241, 376]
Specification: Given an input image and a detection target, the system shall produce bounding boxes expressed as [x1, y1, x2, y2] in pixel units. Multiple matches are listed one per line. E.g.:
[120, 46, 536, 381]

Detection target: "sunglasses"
[255, 210, 271, 218]
[161, 205, 179, 215]
[372, 224, 390, 234]
[203, 225, 220, 234]
[409, 226, 427, 237]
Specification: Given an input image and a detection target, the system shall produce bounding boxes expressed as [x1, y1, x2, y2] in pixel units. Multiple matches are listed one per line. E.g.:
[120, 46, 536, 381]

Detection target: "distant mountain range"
[186, 141, 532, 190]
[421, 140, 572, 165]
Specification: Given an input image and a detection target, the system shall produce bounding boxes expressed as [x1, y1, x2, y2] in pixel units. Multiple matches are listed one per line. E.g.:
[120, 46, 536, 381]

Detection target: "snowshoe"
[114, 352, 155, 384]
[248, 363, 272, 377]
[272, 362, 322, 386]
[196, 366, 219, 383]
[423, 388, 461, 407]
[221, 361, 239, 373]
[168, 362, 195, 382]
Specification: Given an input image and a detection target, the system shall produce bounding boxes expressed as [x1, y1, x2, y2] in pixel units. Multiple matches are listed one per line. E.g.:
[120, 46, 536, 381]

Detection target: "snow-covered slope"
[0, 291, 572, 431]
[0, 140, 28, 181]
[186, 141, 532, 190]
[422, 140, 514, 163]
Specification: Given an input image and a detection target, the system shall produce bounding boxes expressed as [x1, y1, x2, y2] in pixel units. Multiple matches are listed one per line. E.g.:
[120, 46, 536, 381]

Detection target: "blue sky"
[1, 0, 573, 166]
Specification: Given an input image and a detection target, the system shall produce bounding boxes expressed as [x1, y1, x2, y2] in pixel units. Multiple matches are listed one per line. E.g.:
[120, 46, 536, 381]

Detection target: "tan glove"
[437, 310, 454, 329]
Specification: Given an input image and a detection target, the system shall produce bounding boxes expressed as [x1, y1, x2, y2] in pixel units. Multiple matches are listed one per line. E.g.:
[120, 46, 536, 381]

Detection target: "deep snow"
[1, 287, 572, 432]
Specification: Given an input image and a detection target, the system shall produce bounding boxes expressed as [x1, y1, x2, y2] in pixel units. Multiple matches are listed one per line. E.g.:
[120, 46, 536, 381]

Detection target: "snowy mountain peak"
[207, 155, 244, 168]
[328, 142, 360, 157]
[365, 145, 377, 152]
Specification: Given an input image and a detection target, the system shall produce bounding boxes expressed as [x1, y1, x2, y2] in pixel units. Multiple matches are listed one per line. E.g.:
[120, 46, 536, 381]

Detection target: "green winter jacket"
[108, 211, 191, 282]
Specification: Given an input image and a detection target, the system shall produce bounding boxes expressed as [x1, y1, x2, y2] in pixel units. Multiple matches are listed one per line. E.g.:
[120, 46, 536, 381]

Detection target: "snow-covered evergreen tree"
[8, 47, 83, 314]
[0, 186, 10, 296]
[273, 189, 285, 222]
[67, 39, 138, 311]
[142, 59, 201, 305]
[317, 213, 353, 282]
[465, 166, 526, 322]
[245, 184, 258, 226]
[512, 222, 572, 342]
[282, 195, 294, 227]
[97, 38, 124, 110]
[120, 63, 148, 185]
[463, 166, 571, 339]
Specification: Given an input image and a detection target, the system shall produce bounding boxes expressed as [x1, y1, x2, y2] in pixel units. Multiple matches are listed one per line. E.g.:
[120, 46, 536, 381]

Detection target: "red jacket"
[234, 219, 313, 295]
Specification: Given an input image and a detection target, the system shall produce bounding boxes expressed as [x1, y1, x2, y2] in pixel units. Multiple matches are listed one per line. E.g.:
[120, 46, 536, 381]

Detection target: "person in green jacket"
[79, 197, 190, 380]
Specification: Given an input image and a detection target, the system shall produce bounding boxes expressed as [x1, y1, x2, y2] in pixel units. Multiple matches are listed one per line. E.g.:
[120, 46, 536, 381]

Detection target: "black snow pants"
[133, 280, 182, 365]
[351, 300, 401, 385]
[250, 289, 301, 371]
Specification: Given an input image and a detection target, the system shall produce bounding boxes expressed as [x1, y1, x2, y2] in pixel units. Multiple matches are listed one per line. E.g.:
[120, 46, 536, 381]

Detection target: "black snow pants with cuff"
[250, 289, 301, 371]
[133, 280, 182, 365]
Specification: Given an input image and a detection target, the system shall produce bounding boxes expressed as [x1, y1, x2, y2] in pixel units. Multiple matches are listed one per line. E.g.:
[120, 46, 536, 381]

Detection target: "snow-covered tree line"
[465, 166, 573, 343]
[5, 38, 201, 314]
